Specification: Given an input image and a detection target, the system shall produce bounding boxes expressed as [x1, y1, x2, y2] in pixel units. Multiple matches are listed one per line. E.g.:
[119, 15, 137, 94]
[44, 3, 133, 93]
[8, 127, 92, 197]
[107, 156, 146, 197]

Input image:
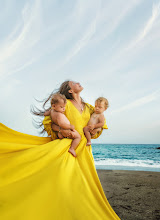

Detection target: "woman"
[0, 81, 120, 220]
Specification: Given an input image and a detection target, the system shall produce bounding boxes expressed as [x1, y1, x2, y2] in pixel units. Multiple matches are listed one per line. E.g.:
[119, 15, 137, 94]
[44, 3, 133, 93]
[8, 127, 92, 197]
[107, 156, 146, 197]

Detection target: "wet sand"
[97, 170, 160, 220]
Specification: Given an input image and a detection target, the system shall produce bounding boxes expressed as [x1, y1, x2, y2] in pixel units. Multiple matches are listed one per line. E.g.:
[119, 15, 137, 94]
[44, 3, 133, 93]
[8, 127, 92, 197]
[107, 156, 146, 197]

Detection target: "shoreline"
[97, 169, 160, 220]
[96, 165, 160, 172]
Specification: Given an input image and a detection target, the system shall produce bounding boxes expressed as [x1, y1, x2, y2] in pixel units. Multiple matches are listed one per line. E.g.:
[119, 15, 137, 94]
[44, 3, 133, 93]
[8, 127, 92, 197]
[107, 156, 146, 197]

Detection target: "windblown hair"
[95, 97, 109, 109]
[31, 80, 85, 135]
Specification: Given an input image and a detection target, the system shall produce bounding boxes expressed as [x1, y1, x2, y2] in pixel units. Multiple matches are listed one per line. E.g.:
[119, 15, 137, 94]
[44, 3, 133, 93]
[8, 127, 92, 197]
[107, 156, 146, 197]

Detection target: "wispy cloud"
[0, 0, 102, 79]
[112, 89, 160, 114]
[51, 0, 144, 73]
[0, 0, 160, 143]
[54, 11, 99, 71]
[0, 0, 42, 79]
[126, 1, 160, 50]
[90, 1, 160, 82]
[89, 0, 144, 44]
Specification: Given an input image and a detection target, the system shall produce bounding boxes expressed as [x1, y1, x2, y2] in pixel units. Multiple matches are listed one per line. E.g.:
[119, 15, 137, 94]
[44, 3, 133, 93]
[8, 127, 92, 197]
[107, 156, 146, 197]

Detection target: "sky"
[0, 0, 160, 144]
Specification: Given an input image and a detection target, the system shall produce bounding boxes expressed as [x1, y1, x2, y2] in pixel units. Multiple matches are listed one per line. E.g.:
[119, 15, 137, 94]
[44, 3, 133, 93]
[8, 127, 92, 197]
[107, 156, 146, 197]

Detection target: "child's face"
[52, 99, 66, 113]
[95, 101, 107, 114]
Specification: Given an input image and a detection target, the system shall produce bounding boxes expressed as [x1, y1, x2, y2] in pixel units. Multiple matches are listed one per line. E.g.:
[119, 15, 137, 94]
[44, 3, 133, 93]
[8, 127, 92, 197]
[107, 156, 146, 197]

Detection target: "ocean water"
[92, 144, 160, 172]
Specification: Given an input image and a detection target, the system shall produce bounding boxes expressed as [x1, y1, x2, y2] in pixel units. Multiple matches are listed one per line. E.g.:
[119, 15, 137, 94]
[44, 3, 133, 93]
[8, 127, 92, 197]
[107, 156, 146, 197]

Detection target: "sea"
[92, 144, 160, 172]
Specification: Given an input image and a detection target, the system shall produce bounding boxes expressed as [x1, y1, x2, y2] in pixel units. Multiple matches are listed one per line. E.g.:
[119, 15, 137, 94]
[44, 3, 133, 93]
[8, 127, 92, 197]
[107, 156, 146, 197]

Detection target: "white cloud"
[0, 0, 160, 144]
[0, 0, 42, 79]
[112, 89, 160, 114]
[126, 1, 160, 50]
[54, 13, 98, 71]
[89, 0, 144, 44]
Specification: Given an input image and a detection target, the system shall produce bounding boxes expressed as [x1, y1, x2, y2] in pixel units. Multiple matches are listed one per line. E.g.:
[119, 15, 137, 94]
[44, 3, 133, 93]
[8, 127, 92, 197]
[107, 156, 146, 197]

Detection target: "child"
[83, 97, 109, 146]
[44, 93, 81, 157]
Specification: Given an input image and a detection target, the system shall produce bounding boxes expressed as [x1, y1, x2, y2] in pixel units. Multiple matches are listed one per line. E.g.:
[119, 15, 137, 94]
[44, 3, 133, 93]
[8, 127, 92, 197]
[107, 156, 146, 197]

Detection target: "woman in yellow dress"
[0, 80, 120, 220]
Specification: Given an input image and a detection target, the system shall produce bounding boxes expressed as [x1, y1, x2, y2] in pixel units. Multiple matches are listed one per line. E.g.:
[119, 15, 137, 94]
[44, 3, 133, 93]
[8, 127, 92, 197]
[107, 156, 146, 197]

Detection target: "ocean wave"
[94, 158, 160, 168]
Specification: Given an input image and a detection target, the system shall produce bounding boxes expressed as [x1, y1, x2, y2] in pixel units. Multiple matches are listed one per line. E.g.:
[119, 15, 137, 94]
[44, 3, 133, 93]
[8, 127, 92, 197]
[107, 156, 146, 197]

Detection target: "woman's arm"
[51, 124, 72, 138]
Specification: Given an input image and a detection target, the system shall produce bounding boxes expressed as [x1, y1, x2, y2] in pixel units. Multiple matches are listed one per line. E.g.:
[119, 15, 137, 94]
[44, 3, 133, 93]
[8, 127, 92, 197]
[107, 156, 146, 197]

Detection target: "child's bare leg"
[68, 131, 81, 157]
[83, 126, 92, 146]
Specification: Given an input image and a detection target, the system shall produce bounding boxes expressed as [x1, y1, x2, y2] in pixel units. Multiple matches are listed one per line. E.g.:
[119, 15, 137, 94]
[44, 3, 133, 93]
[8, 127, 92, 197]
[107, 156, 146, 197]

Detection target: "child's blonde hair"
[95, 97, 109, 109]
[51, 93, 66, 106]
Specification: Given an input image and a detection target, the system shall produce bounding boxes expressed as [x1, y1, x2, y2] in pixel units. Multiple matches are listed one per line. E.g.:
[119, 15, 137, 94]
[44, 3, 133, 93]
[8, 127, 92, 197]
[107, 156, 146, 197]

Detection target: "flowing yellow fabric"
[0, 100, 120, 220]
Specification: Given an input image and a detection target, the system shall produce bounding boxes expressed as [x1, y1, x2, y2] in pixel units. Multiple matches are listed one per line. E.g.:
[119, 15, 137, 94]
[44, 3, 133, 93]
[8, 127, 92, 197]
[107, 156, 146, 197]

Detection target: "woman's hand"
[70, 124, 75, 131]
[51, 123, 73, 138]
[60, 129, 73, 138]
[88, 124, 95, 131]
[90, 128, 98, 136]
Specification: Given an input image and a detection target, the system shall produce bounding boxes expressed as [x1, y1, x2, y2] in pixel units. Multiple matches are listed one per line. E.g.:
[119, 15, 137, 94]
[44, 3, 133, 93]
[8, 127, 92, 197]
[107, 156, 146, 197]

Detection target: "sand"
[97, 170, 160, 220]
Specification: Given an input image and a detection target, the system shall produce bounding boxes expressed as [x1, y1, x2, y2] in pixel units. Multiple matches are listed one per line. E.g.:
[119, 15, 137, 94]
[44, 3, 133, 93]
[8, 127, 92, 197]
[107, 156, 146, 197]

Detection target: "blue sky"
[0, 0, 160, 144]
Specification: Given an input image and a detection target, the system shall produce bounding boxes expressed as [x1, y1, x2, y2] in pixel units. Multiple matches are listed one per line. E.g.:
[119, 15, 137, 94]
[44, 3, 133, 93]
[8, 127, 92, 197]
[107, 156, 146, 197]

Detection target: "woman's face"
[69, 81, 83, 93]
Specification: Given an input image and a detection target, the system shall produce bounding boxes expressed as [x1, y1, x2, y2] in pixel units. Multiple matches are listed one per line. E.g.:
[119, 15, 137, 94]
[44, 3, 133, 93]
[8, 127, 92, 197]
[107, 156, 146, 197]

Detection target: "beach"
[97, 170, 160, 220]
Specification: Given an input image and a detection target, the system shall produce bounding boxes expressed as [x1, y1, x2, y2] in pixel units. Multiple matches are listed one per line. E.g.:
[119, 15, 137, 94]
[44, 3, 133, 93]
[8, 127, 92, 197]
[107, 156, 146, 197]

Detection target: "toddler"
[44, 93, 81, 157]
[83, 97, 109, 146]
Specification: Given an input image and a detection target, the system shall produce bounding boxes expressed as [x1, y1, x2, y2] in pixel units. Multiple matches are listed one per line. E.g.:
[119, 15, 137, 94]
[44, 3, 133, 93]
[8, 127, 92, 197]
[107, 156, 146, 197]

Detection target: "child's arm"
[44, 109, 51, 116]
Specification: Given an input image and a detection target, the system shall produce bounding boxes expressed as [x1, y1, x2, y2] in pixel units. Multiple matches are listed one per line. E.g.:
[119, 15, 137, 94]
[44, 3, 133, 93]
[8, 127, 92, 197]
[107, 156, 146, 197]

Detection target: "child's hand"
[90, 129, 97, 136]
[88, 125, 95, 131]
[44, 109, 51, 116]
[70, 125, 75, 131]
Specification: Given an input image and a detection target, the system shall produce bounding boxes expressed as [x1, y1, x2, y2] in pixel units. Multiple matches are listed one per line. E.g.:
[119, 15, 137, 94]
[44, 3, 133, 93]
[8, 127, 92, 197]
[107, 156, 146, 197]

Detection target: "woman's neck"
[71, 93, 84, 112]
[72, 93, 81, 103]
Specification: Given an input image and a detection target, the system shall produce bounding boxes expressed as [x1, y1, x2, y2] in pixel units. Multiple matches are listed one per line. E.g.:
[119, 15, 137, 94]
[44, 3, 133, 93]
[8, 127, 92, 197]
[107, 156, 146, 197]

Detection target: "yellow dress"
[0, 100, 120, 220]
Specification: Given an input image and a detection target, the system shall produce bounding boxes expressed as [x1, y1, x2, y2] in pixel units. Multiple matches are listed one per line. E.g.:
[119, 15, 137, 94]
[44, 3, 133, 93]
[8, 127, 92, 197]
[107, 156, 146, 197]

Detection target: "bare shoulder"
[50, 110, 60, 118]
[99, 113, 105, 122]
[51, 111, 67, 120]
[57, 113, 67, 120]
[50, 110, 59, 120]
[90, 112, 96, 118]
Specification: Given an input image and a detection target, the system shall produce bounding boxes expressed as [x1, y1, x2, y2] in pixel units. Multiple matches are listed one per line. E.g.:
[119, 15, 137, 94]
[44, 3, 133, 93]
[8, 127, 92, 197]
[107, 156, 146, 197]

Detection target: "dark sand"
[97, 170, 160, 220]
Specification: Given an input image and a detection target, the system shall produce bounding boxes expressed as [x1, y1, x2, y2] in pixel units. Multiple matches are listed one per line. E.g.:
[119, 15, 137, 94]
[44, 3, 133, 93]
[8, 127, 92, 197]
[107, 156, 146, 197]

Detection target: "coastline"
[97, 169, 160, 220]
